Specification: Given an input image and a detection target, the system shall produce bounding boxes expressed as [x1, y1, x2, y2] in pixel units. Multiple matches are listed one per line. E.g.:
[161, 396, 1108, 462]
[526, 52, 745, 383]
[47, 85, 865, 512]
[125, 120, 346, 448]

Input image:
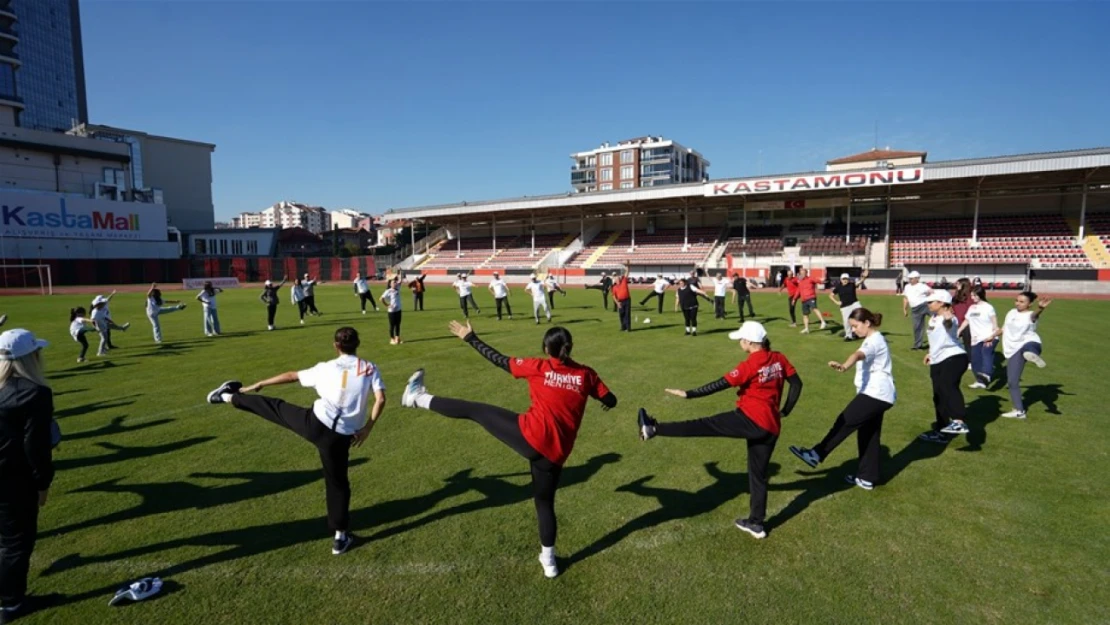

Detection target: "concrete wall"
[138, 134, 215, 231]
[0, 123, 130, 196]
[0, 236, 179, 259]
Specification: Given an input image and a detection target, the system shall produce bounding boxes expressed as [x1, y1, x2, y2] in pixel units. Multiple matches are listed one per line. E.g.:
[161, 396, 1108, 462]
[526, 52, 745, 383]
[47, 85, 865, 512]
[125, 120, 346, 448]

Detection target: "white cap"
[907, 270, 921, 279]
[0, 329, 48, 360]
[264, 279, 272, 286]
[728, 321, 767, 343]
[92, 295, 108, 305]
[927, 290, 953, 304]
[840, 273, 850, 280]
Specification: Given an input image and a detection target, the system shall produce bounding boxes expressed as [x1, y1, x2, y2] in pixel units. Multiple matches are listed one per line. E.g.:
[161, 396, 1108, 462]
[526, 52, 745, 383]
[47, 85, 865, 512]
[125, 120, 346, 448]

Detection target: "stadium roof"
[385, 147, 1110, 222]
[827, 148, 927, 164]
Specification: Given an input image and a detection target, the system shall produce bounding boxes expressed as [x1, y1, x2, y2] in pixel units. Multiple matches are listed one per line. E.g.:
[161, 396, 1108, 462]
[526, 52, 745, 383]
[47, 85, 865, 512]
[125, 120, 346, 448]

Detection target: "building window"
[219, 240, 228, 255]
[620, 182, 634, 189]
[247, 240, 258, 254]
[620, 150, 634, 164]
[600, 168, 613, 182]
[232, 240, 243, 255]
[620, 166, 634, 179]
[195, 239, 207, 255]
[599, 152, 613, 166]
[600, 183, 613, 191]
[103, 168, 126, 185]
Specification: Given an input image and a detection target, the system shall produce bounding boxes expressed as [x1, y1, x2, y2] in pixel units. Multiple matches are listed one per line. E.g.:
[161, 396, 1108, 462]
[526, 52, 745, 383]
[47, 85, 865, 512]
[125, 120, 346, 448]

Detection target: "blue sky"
[80, 1, 1109, 219]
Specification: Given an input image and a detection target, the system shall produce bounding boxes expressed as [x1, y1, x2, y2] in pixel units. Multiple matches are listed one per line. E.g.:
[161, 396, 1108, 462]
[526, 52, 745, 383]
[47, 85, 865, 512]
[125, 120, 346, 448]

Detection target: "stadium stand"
[486, 233, 570, 269]
[569, 227, 719, 267]
[418, 236, 505, 269]
[890, 214, 1089, 268]
[723, 225, 784, 255]
[799, 235, 868, 255]
[1088, 213, 1110, 248]
[823, 221, 883, 241]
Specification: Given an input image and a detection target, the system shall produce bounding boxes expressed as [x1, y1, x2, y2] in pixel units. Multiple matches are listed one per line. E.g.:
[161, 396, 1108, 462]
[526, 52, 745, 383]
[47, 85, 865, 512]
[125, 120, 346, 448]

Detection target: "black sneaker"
[734, 518, 766, 539]
[637, 408, 657, 441]
[918, 430, 953, 444]
[332, 532, 356, 555]
[845, 474, 875, 490]
[207, 380, 243, 404]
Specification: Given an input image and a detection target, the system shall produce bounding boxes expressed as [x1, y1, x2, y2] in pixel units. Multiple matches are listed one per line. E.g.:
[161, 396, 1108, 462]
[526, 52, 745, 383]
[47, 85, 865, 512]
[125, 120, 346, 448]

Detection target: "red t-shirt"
[510, 357, 611, 465]
[952, 298, 971, 324]
[784, 277, 799, 298]
[798, 277, 818, 301]
[723, 350, 796, 436]
[611, 275, 630, 301]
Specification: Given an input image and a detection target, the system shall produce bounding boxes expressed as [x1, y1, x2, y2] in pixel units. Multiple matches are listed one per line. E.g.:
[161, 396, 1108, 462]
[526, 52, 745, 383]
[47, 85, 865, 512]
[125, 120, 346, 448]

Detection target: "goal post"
[0, 264, 53, 295]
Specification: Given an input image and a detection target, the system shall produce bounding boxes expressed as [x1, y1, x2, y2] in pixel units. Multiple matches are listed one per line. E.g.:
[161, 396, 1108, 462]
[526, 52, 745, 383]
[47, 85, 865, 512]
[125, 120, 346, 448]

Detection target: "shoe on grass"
[401, 369, 427, 409]
[845, 474, 874, 490]
[940, 420, 969, 435]
[207, 380, 242, 404]
[637, 408, 657, 441]
[332, 532, 355, 556]
[789, 446, 820, 468]
[1001, 409, 1027, 419]
[734, 518, 766, 539]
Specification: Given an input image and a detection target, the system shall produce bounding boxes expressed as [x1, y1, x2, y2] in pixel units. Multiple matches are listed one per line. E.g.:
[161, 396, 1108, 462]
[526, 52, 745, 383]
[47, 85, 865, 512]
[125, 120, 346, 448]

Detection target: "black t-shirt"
[600, 276, 613, 290]
[261, 286, 279, 305]
[677, 284, 700, 309]
[732, 277, 749, 296]
[687, 275, 701, 288]
[833, 282, 858, 307]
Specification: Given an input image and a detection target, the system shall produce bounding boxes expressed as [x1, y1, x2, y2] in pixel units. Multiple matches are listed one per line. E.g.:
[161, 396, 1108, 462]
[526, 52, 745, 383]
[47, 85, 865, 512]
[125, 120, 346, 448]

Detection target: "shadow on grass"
[567, 461, 773, 568]
[54, 437, 215, 472]
[50, 361, 135, 379]
[55, 395, 140, 420]
[41, 460, 369, 539]
[1024, 384, 1070, 415]
[63, 416, 176, 441]
[42, 453, 621, 606]
[957, 395, 1005, 452]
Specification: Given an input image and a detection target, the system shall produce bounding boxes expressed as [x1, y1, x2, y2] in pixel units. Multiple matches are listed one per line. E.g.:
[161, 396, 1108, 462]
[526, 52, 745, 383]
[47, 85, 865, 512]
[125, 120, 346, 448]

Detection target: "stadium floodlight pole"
[492, 214, 497, 253]
[457, 219, 462, 257]
[846, 190, 852, 244]
[1078, 169, 1097, 242]
[742, 201, 748, 245]
[972, 176, 985, 244]
[683, 198, 689, 251]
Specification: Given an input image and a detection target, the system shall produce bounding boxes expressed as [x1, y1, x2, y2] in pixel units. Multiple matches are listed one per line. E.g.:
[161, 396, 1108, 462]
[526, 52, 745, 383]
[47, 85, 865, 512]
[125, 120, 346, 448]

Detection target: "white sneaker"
[1001, 409, 1027, 419]
[539, 552, 559, 579]
[1023, 351, 1046, 368]
[820, 322, 827, 330]
[268, 325, 275, 331]
[362, 310, 366, 315]
[401, 369, 427, 408]
[300, 320, 305, 325]
[120, 322, 131, 331]
[800, 328, 809, 334]
[968, 382, 987, 389]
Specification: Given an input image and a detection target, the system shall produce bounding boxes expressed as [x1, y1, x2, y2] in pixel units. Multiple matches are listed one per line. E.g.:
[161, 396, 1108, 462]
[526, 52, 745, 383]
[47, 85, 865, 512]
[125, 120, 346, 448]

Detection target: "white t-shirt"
[354, 278, 369, 294]
[490, 279, 509, 299]
[382, 288, 401, 313]
[903, 282, 932, 308]
[927, 313, 966, 364]
[70, 318, 89, 340]
[454, 279, 472, 297]
[90, 305, 108, 322]
[545, 277, 559, 292]
[855, 332, 896, 404]
[1002, 309, 1041, 358]
[198, 290, 217, 310]
[298, 354, 385, 435]
[146, 296, 159, 314]
[525, 282, 546, 302]
[966, 302, 998, 345]
[713, 278, 729, 297]
[653, 278, 668, 294]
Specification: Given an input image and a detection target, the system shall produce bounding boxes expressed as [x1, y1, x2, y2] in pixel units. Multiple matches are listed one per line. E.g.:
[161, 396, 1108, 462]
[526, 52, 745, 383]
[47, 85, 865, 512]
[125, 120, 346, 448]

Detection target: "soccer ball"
[643, 318, 651, 324]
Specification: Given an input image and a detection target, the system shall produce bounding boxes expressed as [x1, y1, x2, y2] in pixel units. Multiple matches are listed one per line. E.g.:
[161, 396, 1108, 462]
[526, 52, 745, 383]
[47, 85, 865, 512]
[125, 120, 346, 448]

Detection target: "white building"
[260, 201, 330, 234]
[231, 211, 262, 228]
[571, 136, 710, 193]
[330, 208, 368, 230]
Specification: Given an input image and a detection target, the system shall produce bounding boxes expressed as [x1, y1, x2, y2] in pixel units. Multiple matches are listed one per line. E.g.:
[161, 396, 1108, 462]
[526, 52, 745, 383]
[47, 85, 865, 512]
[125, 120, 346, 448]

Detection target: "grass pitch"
[3, 284, 1107, 624]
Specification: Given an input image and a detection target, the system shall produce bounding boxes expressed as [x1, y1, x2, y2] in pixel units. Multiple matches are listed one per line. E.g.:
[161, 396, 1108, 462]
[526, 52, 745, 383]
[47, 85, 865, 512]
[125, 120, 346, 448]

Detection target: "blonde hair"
[0, 351, 48, 388]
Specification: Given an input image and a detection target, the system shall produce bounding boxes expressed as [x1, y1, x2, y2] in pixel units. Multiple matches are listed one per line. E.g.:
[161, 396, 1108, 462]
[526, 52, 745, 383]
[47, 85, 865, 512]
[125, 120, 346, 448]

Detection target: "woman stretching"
[146, 283, 187, 343]
[636, 321, 802, 539]
[918, 290, 970, 443]
[778, 270, 800, 327]
[195, 281, 224, 337]
[673, 277, 709, 336]
[400, 322, 616, 578]
[994, 291, 1051, 419]
[89, 293, 129, 356]
[381, 278, 403, 345]
[959, 286, 998, 389]
[789, 308, 894, 490]
[69, 307, 96, 363]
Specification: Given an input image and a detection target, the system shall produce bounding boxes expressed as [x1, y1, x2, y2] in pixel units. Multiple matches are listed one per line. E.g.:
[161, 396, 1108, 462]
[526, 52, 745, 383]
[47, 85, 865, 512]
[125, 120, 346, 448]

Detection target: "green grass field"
[3, 284, 1107, 624]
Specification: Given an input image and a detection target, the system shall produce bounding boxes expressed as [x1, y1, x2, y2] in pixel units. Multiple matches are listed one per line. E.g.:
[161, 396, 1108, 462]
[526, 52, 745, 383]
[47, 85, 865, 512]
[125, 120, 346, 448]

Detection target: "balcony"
[0, 93, 22, 108]
[0, 7, 14, 22]
[571, 162, 596, 171]
[0, 25, 15, 41]
[0, 49, 18, 67]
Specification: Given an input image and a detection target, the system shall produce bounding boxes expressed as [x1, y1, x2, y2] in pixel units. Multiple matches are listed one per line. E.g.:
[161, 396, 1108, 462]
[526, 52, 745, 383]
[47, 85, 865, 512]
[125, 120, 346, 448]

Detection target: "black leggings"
[0, 492, 39, 606]
[495, 297, 512, 320]
[460, 295, 480, 317]
[305, 295, 320, 315]
[428, 396, 562, 547]
[76, 333, 89, 359]
[640, 291, 665, 313]
[682, 306, 699, 330]
[297, 300, 307, 320]
[812, 394, 892, 484]
[787, 297, 797, 324]
[654, 409, 777, 524]
[230, 394, 352, 531]
[388, 311, 402, 338]
[359, 292, 377, 311]
[930, 354, 968, 430]
[413, 291, 424, 311]
[267, 304, 278, 326]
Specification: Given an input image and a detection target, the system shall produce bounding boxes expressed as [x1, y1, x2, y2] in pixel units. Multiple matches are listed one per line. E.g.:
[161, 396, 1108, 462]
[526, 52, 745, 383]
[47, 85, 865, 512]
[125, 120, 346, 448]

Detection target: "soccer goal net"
[0, 264, 53, 295]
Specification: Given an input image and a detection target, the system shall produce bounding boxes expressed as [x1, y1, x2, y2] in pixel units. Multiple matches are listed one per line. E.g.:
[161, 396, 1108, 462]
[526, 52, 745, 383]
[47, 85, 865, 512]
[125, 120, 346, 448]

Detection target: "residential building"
[261, 201, 330, 234]
[277, 227, 327, 256]
[826, 148, 927, 172]
[69, 123, 216, 231]
[330, 208, 368, 229]
[571, 136, 709, 193]
[231, 211, 262, 229]
[3, 0, 88, 132]
[186, 228, 278, 257]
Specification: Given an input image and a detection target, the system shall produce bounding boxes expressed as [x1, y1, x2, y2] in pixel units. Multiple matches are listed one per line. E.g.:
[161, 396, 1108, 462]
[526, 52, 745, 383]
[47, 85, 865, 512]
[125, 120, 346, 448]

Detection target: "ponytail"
[69, 307, 84, 321]
[849, 307, 883, 328]
[1020, 290, 1038, 303]
[542, 327, 574, 364]
[761, 338, 772, 351]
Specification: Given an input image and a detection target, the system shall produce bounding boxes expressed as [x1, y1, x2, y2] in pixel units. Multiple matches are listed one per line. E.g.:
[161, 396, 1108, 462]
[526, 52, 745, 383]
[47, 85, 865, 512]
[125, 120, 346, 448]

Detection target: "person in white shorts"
[525, 275, 551, 325]
[206, 327, 386, 556]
